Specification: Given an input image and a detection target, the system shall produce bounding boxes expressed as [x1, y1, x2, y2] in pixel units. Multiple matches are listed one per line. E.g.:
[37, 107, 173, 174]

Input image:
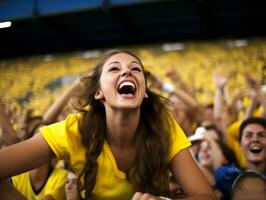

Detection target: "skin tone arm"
[42, 78, 82, 125]
[166, 68, 197, 98]
[132, 149, 217, 200]
[0, 99, 20, 146]
[243, 73, 266, 119]
[165, 68, 198, 109]
[203, 134, 225, 171]
[0, 79, 81, 145]
[242, 73, 259, 120]
[213, 71, 234, 141]
[0, 179, 27, 200]
[149, 70, 198, 110]
[0, 133, 54, 179]
[256, 88, 266, 118]
[213, 71, 234, 108]
[169, 149, 217, 200]
[213, 73, 227, 141]
[0, 80, 82, 199]
[213, 72, 224, 122]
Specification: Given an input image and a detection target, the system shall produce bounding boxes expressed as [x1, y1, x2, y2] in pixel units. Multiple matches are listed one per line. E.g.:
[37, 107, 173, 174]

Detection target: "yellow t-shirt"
[226, 120, 246, 167]
[40, 113, 191, 200]
[12, 167, 67, 200]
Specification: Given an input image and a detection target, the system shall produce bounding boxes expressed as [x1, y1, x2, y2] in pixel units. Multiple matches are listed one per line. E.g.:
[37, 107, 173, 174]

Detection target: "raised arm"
[42, 78, 82, 125]
[149, 68, 198, 110]
[243, 73, 266, 119]
[169, 149, 217, 200]
[0, 99, 20, 146]
[256, 88, 266, 118]
[0, 133, 54, 179]
[166, 68, 196, 98]
[213, 71, 233, 141]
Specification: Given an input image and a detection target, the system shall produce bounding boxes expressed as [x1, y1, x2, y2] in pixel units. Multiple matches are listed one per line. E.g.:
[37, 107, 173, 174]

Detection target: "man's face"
[240, 124, 266, 163]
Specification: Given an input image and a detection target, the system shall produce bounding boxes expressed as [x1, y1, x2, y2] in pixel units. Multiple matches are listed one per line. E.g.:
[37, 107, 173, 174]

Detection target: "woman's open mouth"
[117, 81, 136, 95]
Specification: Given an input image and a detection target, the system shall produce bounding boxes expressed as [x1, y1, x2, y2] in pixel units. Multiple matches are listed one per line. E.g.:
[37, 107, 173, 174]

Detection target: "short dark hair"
[239, 117, 266, 142]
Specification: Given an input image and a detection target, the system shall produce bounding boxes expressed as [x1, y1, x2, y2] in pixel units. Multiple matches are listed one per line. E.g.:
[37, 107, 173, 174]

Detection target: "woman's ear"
[94, 90, 104, 100]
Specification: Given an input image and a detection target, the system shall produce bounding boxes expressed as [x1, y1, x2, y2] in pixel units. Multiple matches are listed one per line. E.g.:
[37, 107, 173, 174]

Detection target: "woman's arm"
[169, 148, 217, 200]
[132, 149, 217, 200]
[0, 179, 27, 200]
[0, 99, 20, 146]
[0, 133, 54, 179]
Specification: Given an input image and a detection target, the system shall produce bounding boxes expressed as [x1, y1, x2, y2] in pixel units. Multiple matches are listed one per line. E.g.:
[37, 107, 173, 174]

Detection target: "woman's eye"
[132, 67, 142, 72]
[109, 67, 119, 71]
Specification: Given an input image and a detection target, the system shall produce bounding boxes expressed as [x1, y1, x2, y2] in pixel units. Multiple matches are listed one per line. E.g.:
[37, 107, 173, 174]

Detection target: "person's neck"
[246, 161, 265, 173]
[105, 107, 140, 148]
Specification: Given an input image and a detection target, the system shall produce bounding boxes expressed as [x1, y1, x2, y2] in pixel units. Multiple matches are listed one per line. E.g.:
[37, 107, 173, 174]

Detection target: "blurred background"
[1, 0, 266, 114]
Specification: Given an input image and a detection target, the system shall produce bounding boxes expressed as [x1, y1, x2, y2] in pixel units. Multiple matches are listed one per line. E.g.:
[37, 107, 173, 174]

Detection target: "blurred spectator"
[0, 78, 83, 199]
[146, 67, 198, 136]
[231, 170, 266, 200]
[65, 170, 80, 200]
[200, 104, 215, 127]
[215, 117, 266, 197]
[187, 126, 238, 198]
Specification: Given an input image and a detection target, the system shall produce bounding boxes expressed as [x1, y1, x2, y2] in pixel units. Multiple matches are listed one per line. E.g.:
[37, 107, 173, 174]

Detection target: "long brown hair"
[76, 49, 173, 199]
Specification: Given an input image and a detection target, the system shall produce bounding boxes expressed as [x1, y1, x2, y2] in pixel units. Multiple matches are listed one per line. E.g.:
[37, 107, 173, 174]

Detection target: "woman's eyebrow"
[107, 60, 141, 66]
[131, 61, 141, 66]
[107, 61, 120, 66]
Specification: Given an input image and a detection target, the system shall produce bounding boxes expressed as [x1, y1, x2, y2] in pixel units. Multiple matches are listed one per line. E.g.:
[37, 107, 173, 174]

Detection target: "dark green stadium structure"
[0, 0, 266, 60]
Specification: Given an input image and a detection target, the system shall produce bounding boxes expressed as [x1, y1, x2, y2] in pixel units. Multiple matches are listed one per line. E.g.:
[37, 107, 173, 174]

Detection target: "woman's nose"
[121, 69, 132, 76]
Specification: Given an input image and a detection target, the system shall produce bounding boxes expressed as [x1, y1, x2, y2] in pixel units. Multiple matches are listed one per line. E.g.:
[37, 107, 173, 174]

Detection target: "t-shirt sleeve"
[168, 119, 191, 161]
[40, 113, 81, 162]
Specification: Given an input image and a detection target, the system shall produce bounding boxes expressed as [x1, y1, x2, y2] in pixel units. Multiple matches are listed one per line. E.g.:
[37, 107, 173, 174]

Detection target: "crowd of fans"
[0, 38, 265, 199]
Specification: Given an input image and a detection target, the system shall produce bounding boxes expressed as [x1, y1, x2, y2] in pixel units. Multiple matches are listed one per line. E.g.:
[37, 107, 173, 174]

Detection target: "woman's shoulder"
[40, 112, 82, 132]
[64, 112, 83, 123]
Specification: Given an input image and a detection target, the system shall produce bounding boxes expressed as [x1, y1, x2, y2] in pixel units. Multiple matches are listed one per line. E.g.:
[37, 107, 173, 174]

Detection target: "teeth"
[250, 146, 261, 150]
[119, 81, 135, 89]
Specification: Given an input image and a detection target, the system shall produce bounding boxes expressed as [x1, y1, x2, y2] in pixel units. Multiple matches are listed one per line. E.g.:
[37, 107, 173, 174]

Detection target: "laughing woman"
[0, 50, 216, 200]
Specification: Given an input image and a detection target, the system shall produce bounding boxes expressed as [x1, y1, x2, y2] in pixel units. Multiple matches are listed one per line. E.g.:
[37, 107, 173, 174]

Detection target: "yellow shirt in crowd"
[12, 167, 68, 200]
[40, 113, 191, 200]
[226, 120, 246, 167]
